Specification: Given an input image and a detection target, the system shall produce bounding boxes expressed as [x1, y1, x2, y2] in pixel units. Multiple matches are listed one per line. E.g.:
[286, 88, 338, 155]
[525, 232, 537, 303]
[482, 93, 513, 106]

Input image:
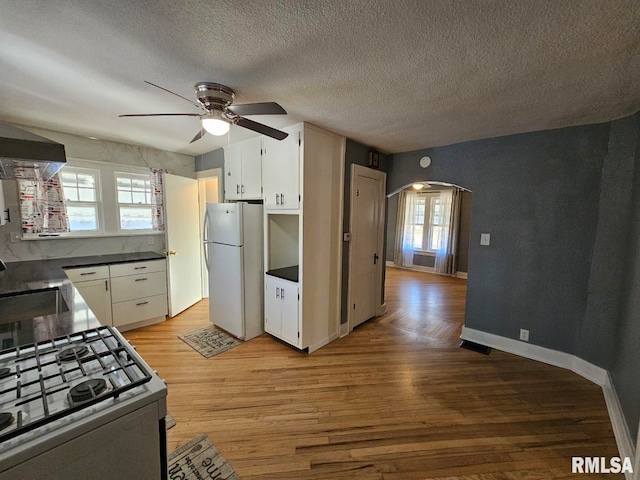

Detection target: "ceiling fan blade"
[119, 113, 202, 117]
[227, 102, 286, 116]
[190, 128, 204, 144]
[234, 117, 288, 140]
[144, 81, 205, 110]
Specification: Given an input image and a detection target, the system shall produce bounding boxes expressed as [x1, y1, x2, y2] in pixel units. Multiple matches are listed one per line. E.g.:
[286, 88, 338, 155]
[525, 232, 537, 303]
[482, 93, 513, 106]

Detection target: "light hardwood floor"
[124, 267, 621, 479]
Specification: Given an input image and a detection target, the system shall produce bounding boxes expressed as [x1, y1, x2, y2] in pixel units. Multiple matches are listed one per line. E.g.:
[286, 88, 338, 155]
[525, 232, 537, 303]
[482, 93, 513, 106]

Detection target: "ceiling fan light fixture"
[200, 112, 230, 136]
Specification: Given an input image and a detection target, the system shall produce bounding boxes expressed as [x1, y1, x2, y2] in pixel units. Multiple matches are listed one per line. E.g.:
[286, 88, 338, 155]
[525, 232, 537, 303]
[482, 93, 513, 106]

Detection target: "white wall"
[0, 125, 195, 262]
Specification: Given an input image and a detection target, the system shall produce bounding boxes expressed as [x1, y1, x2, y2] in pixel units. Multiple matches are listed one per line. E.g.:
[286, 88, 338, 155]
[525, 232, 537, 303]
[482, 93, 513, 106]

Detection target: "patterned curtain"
[15, 164, 70, 234]
[150, 168, 167, 231]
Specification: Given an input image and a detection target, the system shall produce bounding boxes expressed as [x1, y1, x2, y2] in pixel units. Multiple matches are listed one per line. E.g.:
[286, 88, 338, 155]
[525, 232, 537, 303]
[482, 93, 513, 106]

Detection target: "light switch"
[480, 233, 490, 246]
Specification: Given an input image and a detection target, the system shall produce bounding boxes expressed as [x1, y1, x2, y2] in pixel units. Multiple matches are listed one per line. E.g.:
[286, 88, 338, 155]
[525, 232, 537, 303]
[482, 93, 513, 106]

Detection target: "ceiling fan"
[119, 81, 289, 142]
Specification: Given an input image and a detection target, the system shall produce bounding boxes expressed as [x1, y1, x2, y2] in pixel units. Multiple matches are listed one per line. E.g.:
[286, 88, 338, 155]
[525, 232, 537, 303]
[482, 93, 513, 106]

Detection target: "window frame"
[413, 191, 443, 255]
[60, 165, 104, 235]
[115, 171, 156, 233]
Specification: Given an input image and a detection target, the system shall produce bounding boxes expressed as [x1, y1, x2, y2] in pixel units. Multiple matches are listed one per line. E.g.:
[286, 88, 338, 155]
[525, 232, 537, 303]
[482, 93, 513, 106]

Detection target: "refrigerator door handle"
[203, 210, 210, 271]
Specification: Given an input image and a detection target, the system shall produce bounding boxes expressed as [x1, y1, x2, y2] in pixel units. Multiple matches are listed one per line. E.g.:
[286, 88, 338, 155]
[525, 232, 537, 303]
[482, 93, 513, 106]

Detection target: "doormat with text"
[178, 326, 242, 358]
[168, 434, 240, 480]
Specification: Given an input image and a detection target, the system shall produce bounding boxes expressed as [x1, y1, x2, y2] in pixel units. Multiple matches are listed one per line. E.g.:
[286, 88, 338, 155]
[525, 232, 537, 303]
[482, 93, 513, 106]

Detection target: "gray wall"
[195, 148, 225, 173]
[610, 113, 640, 446]
[388, 124, 609, 355]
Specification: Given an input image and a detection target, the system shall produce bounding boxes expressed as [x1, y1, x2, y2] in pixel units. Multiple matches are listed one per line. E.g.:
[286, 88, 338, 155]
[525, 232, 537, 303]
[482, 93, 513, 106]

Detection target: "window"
[116, 173, 154, 231]
[61, 167, 101, 232]
[18, 158, 164, 238]
[411, 192, 443, 253]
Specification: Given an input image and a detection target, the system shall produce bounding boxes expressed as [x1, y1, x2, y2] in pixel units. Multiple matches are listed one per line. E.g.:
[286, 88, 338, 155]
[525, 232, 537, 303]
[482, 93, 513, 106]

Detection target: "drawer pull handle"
[134, 266, 147, 270]
[80, 272, 97, 276]
[136, 301, 149, 306]
[135, 278, 148, 282]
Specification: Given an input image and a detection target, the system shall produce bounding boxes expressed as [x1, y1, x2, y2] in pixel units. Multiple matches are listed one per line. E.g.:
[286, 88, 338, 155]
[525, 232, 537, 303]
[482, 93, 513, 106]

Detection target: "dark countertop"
[266, 265, 299, 283]
[0, 252, 165, 348]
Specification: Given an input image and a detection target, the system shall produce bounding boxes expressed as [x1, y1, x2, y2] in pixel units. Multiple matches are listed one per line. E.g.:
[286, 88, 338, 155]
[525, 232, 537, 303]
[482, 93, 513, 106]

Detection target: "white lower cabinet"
[73, 278, 113, 327]
[64, 266, 112, 326]
[264, 275, 299, 347]
[109, 260, 167, 331]
[65, 259, 168, 331]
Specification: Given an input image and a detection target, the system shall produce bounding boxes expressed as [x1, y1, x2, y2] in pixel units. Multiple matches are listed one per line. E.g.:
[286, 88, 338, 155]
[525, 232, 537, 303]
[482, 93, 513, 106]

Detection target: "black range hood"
[0, 122, 66, 180]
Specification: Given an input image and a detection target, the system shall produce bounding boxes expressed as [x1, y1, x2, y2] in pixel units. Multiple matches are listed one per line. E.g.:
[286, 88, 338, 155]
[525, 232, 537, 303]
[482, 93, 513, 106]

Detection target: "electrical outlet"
[10, 232, 20, 243]
[519, 329, 529, 342]
[147, 236, 154, 245]
[480, 233, 491, 246]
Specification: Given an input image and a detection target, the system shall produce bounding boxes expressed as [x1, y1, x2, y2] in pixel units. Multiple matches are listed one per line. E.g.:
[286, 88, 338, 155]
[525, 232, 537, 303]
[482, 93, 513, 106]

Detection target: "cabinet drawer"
[110, 271, 167, 303]
[112, 294, 167, 328]
[64, 265, 109, 282]
[109, 259, 166, 278]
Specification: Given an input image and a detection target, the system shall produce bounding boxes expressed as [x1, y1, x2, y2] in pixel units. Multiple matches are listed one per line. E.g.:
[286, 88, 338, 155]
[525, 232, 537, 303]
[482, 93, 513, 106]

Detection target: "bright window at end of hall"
[116, 173, 154, 230]
[61, 168, 101, 232]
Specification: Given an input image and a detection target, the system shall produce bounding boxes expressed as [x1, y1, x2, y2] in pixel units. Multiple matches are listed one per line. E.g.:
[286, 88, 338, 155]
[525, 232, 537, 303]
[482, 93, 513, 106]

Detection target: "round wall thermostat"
[419, 156, 432, 168]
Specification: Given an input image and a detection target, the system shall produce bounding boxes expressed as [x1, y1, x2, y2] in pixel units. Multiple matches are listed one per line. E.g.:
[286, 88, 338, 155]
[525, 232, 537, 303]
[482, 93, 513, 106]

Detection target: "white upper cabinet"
[262, 129, 300, 211]
[224, 137, 263, 200]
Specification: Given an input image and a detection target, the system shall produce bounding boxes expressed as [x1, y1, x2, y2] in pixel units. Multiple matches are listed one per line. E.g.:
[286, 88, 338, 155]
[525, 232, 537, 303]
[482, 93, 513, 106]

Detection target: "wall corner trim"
[460, 326, 633, 473]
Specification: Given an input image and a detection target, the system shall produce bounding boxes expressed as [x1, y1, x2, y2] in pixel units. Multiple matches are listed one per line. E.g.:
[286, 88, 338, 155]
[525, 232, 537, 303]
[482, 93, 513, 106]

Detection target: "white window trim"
[63, 165, 104, 236]
[412, 191, 441, 254]
[115, 171, 155, 234]
[20, 158, 163, 241]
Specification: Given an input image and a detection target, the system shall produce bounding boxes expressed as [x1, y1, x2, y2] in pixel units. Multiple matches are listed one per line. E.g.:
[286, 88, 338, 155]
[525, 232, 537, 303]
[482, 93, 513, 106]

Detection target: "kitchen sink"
[0, 288, 69, 323]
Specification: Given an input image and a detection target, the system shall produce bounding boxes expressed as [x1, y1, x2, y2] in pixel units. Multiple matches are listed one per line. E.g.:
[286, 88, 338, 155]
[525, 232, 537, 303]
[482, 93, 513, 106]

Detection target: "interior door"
[349, 165, 386, 330]
[164, 173, 202, 317]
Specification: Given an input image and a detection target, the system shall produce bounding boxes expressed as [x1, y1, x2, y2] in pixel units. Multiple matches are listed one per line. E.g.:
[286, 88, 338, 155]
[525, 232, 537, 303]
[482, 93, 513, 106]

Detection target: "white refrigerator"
[203, 202, 264, 340]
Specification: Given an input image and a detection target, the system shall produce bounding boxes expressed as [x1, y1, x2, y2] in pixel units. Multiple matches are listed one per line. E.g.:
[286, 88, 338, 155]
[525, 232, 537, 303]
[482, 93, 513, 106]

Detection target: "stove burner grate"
[0, 367, 13, 380]
[57, 345, 89, 362]
[0, 412, 13, 432]
[69, 378, 108, 403]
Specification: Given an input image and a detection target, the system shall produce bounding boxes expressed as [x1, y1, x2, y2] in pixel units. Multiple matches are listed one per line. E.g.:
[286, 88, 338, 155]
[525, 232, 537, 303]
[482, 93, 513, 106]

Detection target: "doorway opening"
[383, 181, 473, 338]
[197, 168, 223, 299]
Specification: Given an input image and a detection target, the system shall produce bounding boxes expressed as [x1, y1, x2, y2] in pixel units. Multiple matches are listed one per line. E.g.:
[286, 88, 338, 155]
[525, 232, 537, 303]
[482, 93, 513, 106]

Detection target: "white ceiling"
[1, 1, 639, 156]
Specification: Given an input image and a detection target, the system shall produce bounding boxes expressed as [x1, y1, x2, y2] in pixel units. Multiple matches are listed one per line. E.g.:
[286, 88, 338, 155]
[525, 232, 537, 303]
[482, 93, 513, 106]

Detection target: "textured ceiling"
[0, 1, 639, 156]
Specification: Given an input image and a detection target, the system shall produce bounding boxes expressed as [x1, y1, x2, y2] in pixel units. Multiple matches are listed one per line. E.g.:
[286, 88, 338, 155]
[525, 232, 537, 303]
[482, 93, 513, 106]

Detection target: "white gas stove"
[0, 325, 168, 480]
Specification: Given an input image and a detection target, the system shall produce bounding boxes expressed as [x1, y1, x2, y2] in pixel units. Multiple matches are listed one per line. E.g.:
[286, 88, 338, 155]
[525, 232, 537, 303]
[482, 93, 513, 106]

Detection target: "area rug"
[168, 434, 240, 480]
[166, 413, 176, 430]
[178, 326, 242, 358]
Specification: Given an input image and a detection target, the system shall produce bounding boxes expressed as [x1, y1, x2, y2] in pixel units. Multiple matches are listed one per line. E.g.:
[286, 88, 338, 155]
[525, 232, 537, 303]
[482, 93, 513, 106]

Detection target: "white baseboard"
[461, 326, 633, 474]
[460, 326, 608, 385]
[339, 321, 349, 338]
[385, 260, 395, 267]
[602, 376, 635, 480]
[387, 261, 468, 279]
[308, 332, 338, 353]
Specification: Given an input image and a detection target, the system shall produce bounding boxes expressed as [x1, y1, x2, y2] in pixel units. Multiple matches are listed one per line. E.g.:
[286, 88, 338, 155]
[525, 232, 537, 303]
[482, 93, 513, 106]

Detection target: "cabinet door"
[74, 279, 113, 326]
[263, 131, 300, 210]
[264, 276, 282, 336]
[279, 282, 299, 346]
[224, 143, 242, 200]
[240, 137, 263, 199]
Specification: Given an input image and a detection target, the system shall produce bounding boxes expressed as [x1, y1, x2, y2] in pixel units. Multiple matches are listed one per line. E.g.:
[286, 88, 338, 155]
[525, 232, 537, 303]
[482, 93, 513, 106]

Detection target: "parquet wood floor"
[124, 267, 621, 479]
